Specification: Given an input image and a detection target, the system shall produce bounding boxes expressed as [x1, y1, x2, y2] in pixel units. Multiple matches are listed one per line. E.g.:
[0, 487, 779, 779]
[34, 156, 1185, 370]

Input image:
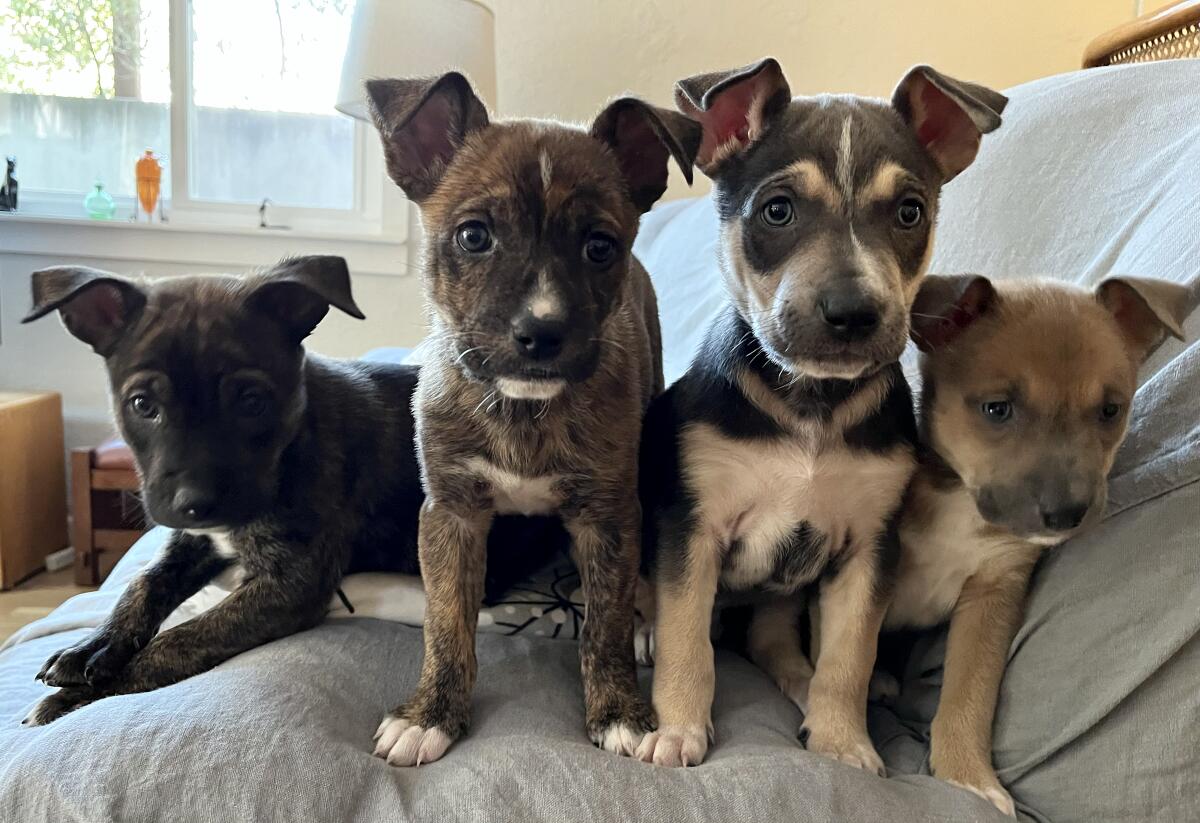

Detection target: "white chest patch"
[465, 457, 562, 516]
[682, 423, 913, 592]
[887, 487, 1028, 630]
[193, 531, 245, 591]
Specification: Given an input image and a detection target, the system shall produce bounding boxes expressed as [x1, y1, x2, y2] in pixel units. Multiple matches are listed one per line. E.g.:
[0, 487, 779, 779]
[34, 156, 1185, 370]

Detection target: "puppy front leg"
[636, 528, 721, 767]
[804, 548, 887, 775]
[931, 557, 1036, 817]
[375, 500, 491, 767]
[35, 531, 229, 690]
[26, 552, 334, 726]
[748, 595, 814, 712]
[565, 509, 654, 757]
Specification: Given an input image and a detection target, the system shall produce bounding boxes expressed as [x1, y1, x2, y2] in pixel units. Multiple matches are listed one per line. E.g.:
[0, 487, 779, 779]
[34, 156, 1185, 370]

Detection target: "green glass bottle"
[84, 181, 116, 220]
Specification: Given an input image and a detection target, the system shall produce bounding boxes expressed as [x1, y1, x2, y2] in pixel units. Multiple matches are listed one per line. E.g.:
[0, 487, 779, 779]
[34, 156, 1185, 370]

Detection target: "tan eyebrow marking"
[856, 162, 918, 207]
[783, 160, 842, 211]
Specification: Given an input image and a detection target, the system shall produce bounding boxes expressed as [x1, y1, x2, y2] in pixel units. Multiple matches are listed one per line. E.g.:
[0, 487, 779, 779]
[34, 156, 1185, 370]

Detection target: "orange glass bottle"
[135, 150, 162, 221]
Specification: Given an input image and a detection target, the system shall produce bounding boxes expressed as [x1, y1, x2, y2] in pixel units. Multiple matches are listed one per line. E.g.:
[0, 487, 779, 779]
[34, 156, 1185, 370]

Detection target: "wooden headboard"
[1083, 0, 1200, 67]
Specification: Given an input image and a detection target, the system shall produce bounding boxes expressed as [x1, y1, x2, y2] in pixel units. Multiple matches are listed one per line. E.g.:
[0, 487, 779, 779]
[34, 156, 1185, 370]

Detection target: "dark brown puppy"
[365, 73, 699, 765]
[20, 256, 431, 725]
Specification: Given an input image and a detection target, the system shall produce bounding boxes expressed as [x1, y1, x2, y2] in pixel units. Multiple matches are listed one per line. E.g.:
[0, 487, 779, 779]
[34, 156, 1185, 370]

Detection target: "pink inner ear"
[400, 94, 458, 171]
[696, 78, 762, 166]
[63, 283, 126, 345]
[913, 81, 979, 177]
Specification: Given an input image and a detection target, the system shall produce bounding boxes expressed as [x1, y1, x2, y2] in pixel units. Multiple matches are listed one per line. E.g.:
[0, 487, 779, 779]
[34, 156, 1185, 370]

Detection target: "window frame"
[6, 0, 401, 241]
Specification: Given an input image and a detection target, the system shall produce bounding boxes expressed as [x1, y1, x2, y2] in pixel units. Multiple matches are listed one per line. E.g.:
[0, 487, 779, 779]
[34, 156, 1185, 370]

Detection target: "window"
[0, 0, 388, 235]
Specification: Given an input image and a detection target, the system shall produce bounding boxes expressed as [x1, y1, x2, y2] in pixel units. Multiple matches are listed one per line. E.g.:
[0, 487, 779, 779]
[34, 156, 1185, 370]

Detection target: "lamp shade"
[335, 0, 497, 121]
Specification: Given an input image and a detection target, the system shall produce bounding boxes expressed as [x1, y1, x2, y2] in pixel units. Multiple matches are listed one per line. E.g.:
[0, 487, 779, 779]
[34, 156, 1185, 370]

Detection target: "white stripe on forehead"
[540, 150, 553, 194]
[836, 115, 854, 204]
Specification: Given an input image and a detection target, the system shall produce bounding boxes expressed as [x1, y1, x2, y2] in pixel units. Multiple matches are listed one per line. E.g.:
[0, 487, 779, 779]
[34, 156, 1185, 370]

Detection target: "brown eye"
[583, 232, 617, 266]
[455, 221, 492, 253]
[981, 400, 1012, 423]
[761, 196, 794, 227]
[1100, 402, 1122, 422]
[897, 198, 923, 228]
[129, 394, 158, 419]
[235, 388, 267, 418]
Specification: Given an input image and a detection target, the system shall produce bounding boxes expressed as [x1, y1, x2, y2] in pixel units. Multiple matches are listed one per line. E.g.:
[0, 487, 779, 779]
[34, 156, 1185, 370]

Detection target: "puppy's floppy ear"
[22, 266, 147, 356]
[674, 57, 790, 175]
[249, 255, 365, 345]
[590, 98, 701, 213]
[910, 274, 996, 352]
[892, 66, 1007, 182]
[366, 72, 489, 202]
[1096, 276, 1191, 363]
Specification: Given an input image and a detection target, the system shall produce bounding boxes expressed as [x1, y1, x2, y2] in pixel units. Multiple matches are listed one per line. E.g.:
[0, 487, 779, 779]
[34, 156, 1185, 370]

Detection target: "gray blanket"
[4, 61, 1200, 823]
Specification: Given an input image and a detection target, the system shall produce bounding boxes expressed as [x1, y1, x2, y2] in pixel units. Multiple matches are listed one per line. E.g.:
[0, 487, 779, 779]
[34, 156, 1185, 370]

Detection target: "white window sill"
[0, 211, 412, 278]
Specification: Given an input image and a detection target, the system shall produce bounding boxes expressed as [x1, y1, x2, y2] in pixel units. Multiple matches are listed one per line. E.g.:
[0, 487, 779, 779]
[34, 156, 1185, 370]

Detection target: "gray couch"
[3, 60, 1198, 822]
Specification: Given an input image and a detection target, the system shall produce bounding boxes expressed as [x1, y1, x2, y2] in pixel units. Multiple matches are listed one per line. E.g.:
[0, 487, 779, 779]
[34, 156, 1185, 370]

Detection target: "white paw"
[948, 779, 1016, 817]
[868, 671, 900, 703]
[593, 722, 646, 757]
[372, 715, 453, 767]
[633, 622, 655, 667]
[634, 724, 708, 767]
[803, 726, 885, 776]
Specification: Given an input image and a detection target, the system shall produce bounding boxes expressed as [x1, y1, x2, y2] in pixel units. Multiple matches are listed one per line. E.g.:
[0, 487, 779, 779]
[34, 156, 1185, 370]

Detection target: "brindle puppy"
[365, 73, 700, 765]
[20, 256, 429, 725]
[637, 59, 1006, 770]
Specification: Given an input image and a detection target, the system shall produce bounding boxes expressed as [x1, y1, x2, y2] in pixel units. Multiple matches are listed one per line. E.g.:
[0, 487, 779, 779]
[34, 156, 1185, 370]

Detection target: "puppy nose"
[512, 315, 566, 361]
[1041, 503, 1089, 532]
[173, 488, 218, 524]
[819, 290, 880, 341]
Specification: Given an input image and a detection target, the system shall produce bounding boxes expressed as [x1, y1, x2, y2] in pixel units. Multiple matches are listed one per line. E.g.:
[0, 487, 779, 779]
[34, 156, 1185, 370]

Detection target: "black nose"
[173, 488, 219, 524]
[819, 290, 881, 342]
[512, 316, 566, 361]
[1041, 503, 1088, 532]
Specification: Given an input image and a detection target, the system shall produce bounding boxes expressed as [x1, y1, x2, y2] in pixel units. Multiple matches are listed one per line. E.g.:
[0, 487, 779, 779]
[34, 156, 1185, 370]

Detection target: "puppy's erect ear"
[1096, 276, 1191, 363]
[590, 98, 701, 213]
[892, 66, 1007, 182]
[910, 274, 996, 352]
[366, 72, 489, 202]
[22, 266, 147, 356]
[674, 57, 790, 175]
[249, 255, 365, 345]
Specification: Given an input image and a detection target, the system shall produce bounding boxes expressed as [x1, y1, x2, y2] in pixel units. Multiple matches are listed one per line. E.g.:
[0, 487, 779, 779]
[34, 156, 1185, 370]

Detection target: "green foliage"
[0, 0, 142, 98]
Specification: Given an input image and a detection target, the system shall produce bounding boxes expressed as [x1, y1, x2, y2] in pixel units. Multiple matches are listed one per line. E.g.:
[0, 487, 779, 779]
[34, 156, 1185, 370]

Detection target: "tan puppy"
[888, 274, 1192, 814]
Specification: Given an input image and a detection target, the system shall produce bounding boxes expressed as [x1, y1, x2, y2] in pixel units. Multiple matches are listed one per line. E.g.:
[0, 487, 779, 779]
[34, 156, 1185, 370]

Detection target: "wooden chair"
[71, 438, 147, 585]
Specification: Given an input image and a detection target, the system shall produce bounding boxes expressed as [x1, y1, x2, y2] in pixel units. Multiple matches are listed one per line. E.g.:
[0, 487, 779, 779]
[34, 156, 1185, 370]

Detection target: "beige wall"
[493, 0, 1137, 198]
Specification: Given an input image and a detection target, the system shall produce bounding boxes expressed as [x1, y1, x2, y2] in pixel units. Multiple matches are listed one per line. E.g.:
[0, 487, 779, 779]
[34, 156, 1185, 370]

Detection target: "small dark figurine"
[0, 157, 17, 212]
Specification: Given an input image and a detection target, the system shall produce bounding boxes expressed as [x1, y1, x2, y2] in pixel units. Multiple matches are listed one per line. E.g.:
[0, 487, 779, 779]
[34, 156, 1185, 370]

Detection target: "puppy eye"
[896, 198, 923, 229]
[235, 388, 268, 418]
[128, 394, 159, 420]
[761, 196, 794, 227]
[981, 400, 1013, 423]
[455, 221, 492, 253]
[583, 232, 618, 266]
[1100, 402, 1122, 422]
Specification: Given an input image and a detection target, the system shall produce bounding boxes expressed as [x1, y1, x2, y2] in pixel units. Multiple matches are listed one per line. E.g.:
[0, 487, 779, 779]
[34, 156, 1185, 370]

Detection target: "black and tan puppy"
[637, 59, 1006, 770]
[19, 256, 430, 725]
[365, 73, 700, 765]
[887, 273, 1191, 814]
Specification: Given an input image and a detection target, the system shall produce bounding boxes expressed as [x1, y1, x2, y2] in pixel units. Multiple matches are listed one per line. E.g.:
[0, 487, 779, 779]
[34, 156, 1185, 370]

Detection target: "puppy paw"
[801, 721, 885, 776]
[36, 634, 132, 688]
[633, 622, 655, 667]
[868, 671, 900, 703]
[592, 721, 647, 757]
[634, 724, 709, 767]
[946, 778, 1016, 817]
[22, 687, 97, 726]
[372, 714, 454, 767]
[932, 753, 1015, 817]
